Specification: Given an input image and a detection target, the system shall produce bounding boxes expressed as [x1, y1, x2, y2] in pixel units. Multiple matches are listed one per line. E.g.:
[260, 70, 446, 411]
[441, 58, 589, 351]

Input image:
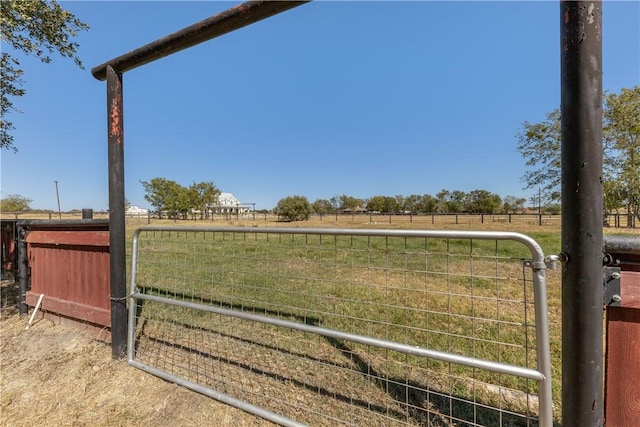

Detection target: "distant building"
[209, 192, 251, 214]
[126, 205, 149, 216]
[342, 207, 368, 214]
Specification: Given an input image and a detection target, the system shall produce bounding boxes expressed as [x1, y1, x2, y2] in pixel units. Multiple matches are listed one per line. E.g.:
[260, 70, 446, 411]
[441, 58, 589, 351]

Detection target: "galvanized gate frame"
[127, 226, 554, 426]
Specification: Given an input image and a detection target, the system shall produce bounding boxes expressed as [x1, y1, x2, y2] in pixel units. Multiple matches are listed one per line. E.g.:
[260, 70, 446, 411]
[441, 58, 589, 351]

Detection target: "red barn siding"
[605, 262, 640, 426]
[25, 229, 110, 327]
[1, 221, 16, 272]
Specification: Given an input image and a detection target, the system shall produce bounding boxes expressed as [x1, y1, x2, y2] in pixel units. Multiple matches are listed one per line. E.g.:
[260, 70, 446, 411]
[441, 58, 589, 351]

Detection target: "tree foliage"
[311, 198, 333, 215]
[1, 0, 88, 151]
[188, 181, 221, 219]
[366, 195, 397, 213]
[275, 195, 311, 222]
[604, 87, 640, 221]
[502, 195, 527, 214]
[141, 178, 220, 219]
[305, 189, 508, 216]
[0, 194, 32, 211]
[402, 194, 436, 214]
[435, 189, 470, 213]
[329, 194, 363, 211]
[516, 87, 640, 220]
[516, 109, 561, 203]
[465, 190, 502, 214]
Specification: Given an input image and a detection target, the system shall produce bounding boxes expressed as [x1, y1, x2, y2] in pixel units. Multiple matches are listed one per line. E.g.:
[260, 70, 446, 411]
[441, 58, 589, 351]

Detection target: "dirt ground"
[0, 280, 273, 427]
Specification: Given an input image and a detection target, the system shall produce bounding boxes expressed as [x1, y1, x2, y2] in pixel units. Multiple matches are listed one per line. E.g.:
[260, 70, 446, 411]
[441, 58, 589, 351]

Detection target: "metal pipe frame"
[92, 1, 309, 80]
[128, 226, 554, 426]
[560, 1, 604, 426]
[128, 360, 306, 427]
[14, 219, 109, 227]
[604, 235, 640, 256]
[132, 291, 547, 381]
[93, 0, 309, 360]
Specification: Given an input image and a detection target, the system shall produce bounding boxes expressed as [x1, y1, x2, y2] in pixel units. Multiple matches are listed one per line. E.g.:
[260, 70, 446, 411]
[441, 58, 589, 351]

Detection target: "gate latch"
[603, 266, 621, 307]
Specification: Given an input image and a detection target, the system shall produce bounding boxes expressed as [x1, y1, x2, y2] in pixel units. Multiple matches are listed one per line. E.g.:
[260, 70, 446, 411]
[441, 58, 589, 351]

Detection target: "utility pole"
[54, 180, 62, 219]
[538, 188, 542, 215]
[538, 188, 542, 226]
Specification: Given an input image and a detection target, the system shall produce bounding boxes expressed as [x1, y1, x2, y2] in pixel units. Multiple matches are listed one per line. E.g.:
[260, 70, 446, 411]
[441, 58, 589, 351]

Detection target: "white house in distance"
[209, 192, 251, 214]
[126, 205, 149, 216]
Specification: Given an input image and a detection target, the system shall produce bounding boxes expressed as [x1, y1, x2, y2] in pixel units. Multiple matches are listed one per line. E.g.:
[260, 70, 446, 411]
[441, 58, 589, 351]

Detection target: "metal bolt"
[612, 295, 621, 302]
[558, 252, 569, 263]
[611, 272, 621, 280]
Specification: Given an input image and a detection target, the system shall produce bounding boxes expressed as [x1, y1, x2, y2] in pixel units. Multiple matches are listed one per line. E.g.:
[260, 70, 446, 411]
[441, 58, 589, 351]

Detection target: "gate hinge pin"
[544, 254, 566, 270]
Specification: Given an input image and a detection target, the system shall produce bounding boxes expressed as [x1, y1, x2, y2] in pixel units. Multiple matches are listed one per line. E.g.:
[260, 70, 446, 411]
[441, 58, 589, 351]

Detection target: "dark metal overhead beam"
[92, 1, 309, 81]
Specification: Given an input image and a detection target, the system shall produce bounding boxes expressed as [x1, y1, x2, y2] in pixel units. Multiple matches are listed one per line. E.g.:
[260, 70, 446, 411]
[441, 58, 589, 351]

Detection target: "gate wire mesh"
[128, 227, 551, 426]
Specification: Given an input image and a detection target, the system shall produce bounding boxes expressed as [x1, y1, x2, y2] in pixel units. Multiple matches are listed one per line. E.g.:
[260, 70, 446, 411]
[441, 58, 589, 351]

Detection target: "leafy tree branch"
[1, 0, 88, 151]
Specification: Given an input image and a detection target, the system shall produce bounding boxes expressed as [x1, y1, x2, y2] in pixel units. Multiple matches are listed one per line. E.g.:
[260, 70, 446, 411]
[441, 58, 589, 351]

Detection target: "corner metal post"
[107, 65, 127, 359]
[560, 2, 604, 426]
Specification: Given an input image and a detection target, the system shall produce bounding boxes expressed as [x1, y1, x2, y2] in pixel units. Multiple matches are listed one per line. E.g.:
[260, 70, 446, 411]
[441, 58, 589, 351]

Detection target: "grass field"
[125, 218, 636, 425]
[2, 215, 637, 426]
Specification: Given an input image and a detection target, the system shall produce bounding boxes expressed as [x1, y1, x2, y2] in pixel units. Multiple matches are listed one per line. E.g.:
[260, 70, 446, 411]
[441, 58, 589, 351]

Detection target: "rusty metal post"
[107, 65, 127, 359]
[560, 2, 603, 426]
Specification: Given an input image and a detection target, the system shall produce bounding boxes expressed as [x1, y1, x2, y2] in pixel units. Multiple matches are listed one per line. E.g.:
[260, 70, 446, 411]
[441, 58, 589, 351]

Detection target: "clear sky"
[1, 1, 638, 211]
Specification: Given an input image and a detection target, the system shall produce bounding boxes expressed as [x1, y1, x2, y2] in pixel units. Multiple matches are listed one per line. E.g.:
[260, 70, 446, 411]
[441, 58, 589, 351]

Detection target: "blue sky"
[1, 1, 638, 211]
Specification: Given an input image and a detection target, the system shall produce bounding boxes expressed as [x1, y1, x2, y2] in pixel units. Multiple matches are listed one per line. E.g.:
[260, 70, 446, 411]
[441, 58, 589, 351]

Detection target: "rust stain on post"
[107, 67, 123, 144]
[109, 97, 122, 141]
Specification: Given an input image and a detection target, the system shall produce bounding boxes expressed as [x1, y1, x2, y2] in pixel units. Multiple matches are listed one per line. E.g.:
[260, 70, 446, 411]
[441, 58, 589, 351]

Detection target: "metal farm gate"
[128, 226, 553, 426]
[93, 2, 606, 424]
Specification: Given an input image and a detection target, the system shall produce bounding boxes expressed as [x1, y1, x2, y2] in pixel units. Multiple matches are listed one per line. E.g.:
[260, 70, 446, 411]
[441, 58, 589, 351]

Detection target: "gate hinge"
[544, 254, 567, 270]
[603, 266, 621, 307]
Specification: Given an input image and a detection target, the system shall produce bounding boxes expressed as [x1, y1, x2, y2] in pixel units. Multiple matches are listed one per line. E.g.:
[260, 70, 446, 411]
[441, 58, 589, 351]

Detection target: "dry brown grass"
[0, 284, 272, 427]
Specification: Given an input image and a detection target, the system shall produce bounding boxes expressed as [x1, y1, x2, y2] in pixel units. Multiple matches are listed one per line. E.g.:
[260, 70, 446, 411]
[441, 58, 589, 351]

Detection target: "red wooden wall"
[605, 253, 640, 426]
[1, 220, 17, 273]
[24, 225, 110, 328]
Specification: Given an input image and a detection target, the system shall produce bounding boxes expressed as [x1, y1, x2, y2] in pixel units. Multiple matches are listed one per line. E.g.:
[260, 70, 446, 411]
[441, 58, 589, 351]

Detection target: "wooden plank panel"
[26, 291, 110, 327]
[605, 306, 640, 426]
[621, 271, 640, 309]
[26, 231, 109, 247]
[27, 235, 110, 310]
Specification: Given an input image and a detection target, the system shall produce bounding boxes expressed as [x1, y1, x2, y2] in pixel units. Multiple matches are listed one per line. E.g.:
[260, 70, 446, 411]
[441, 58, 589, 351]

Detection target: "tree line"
[275, 191, 533, 222]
